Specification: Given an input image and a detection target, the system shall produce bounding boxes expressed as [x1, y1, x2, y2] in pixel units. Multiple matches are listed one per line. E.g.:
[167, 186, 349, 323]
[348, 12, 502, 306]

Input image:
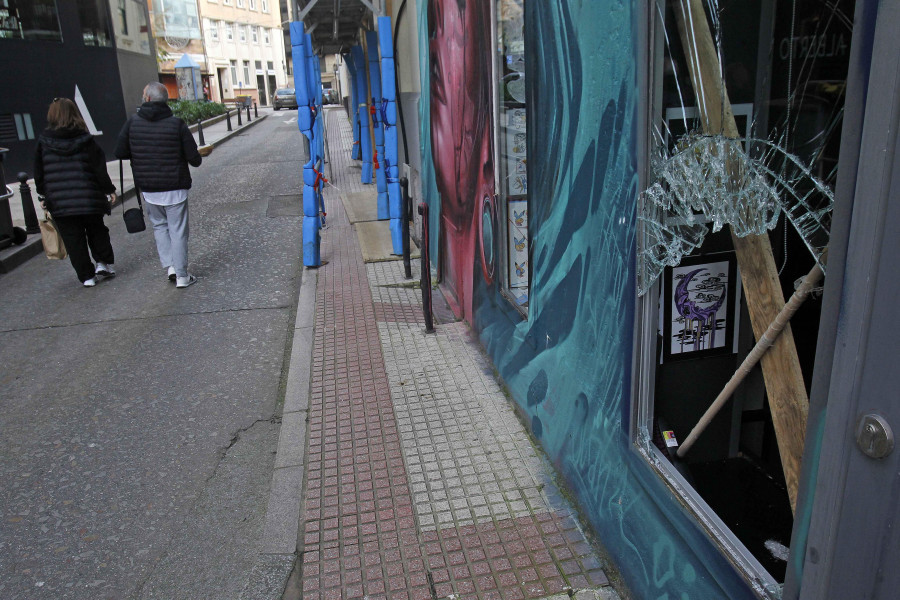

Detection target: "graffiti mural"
[417, 1, 759, 598]
[426, 0, 495, 319]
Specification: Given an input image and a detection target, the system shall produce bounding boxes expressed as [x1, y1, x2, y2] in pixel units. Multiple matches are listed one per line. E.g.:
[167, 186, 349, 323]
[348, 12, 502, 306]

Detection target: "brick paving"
[297, 108, 614, 599]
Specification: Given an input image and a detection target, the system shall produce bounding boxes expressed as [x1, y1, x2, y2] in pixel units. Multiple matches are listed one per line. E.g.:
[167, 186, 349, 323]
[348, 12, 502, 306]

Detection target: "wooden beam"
[673, 0, 808, 513]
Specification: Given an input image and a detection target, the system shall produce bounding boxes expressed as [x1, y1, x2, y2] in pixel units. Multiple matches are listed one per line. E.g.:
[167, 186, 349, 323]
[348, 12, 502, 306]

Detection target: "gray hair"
[143, 82, 169, 102]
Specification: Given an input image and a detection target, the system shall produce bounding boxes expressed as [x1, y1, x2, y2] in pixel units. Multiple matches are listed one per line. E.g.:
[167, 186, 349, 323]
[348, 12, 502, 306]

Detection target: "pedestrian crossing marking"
[284, 117, 297, 124]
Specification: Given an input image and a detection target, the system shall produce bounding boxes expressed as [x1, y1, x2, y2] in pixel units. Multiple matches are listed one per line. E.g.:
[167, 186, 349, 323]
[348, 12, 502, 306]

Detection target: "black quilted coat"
[33, 128, 116, 217]
[114, 102, 201, 192]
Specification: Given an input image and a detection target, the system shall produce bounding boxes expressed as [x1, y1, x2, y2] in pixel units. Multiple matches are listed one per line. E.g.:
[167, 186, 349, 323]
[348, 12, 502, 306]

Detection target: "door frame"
[786, 0, 900, 598]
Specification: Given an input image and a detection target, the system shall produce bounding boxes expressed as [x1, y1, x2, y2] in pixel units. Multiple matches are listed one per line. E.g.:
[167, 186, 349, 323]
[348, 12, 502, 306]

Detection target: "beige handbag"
[40, 210, 67, 260]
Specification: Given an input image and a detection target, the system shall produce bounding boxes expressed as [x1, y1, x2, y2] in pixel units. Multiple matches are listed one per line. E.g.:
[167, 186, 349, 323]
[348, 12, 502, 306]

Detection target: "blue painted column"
[291, 23, 321, 267]
[351, 45, 372, 183]
[378, 16, 403, 255]
[366, 30, 388, 220]
[344, 52, 361, 160]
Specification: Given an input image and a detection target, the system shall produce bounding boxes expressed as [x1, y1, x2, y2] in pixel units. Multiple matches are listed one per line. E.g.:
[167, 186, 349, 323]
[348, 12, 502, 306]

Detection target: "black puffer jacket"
[34, 128, 116, 217]
[114, 102, 201, 192]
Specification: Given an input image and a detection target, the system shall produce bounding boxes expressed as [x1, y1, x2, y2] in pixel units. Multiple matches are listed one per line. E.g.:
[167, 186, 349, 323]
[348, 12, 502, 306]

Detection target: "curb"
[240, 265, 317, 600]
[186, 111, 229, 133]
[200, 112, 268, 153]
[0, 235, 43, 273]
[0, 114, 269, 275]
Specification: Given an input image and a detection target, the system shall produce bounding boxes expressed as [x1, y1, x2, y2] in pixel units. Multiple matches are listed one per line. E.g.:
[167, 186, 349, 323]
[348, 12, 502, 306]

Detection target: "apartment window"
[262, 0, 269, 12]
[237, 0, 244, 8]
[239, 24, 246, 42]
[255, 60, 262, 74]
[230, 59, 237, 87]
[263, 28, 270, 45]
[249, 0, 257, 10]
[251, 25, 258, 43]
[225, 22, 233, 41]
[0, 0, 63, 42]
[117, 0, 128, 34]
[78, 0, 114, 47]
[492, 0, 529, 312]
[267, 60, 274, 73]
[243, 60, 250, 87]
[205, 19, 218, 41]
[223, 0, 230, 4]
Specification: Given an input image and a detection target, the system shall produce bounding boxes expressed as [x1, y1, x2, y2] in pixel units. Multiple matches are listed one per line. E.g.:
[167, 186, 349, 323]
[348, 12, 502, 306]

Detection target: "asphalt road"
[0, 111, 308, 600]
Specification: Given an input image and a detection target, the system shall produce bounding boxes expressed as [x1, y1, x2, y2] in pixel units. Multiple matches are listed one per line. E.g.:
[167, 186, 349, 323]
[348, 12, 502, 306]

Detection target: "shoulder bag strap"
[120, 160, 143, 218]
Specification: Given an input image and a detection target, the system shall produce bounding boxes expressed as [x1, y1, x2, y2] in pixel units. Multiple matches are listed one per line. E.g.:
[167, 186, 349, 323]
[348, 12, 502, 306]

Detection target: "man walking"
[115, 82, 202, 288]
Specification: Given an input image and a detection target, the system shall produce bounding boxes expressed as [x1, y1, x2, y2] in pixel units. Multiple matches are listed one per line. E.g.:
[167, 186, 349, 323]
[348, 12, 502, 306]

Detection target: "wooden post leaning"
[673, 0, 809, 513]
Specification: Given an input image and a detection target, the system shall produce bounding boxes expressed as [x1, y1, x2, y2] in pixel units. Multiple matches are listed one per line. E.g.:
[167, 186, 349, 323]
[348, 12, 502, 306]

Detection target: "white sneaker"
[95, 262, 115, 277]
[175, 274, 197, 288]
[83, 277, 97, 287]
[167, 266, 177, 282]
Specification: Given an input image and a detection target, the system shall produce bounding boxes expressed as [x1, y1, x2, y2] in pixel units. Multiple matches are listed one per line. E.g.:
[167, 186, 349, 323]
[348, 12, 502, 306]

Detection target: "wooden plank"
[674, 0, 808, 512]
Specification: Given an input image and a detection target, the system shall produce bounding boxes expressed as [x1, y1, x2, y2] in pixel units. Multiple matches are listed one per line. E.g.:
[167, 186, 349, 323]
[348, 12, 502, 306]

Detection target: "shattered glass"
[637, 0, 845, 296]
[638, 132, 833, 295]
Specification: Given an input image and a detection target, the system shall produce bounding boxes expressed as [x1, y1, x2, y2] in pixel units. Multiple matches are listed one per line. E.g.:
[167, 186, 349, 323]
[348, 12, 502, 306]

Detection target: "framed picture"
[662, 253, 738, 362]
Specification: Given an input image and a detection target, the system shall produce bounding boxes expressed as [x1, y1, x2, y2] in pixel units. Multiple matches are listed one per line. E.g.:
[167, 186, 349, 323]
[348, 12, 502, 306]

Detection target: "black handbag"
[120, 160, 146, 233]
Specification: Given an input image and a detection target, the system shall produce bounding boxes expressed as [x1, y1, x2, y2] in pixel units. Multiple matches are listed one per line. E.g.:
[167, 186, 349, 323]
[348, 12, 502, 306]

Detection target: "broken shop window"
[635, 0, 853, 589]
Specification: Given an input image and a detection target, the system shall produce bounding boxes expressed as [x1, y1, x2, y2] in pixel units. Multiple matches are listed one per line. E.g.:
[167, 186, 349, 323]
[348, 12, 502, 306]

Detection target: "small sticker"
[663, 431, 679, 447]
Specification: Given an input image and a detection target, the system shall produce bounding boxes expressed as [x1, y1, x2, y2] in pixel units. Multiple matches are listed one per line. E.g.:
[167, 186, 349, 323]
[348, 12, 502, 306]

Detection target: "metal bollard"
[253, 102, 258, 118]
[417, 202, 435, 333]
[226, 108, 232, 132]
[237, 104, 243, 126]
[197, 117, 205, 146]
[400, 176, 412, 280]
[17, 172, 39, 234]
[246, 104, 251, 122]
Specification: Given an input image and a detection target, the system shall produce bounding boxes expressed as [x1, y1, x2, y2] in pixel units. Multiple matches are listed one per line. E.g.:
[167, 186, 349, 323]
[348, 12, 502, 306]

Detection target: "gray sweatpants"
[146, 200, 190, 278]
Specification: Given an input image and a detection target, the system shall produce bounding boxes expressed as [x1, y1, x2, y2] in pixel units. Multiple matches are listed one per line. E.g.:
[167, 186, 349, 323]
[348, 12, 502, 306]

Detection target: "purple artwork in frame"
[663, 253, 738, 361]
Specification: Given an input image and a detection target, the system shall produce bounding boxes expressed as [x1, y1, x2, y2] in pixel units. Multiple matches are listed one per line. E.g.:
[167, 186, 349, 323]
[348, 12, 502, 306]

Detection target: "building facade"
[0, 0, 157, 179]
[199, 0, 288, 105]
[378, 0, 900, 598]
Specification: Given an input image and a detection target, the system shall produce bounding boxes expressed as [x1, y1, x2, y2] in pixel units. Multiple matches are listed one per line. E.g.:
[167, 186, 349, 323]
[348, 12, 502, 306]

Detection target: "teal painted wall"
[417, 1, 758, 597]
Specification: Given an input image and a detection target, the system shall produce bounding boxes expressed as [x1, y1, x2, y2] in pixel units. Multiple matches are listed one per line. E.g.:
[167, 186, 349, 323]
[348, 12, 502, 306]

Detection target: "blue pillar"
[291, 23, 321, 267]
[366, 30, 388, 220]
[344, 52, 360, 160]
[351, 45, 372, 184]
[378, 16, 403, 255]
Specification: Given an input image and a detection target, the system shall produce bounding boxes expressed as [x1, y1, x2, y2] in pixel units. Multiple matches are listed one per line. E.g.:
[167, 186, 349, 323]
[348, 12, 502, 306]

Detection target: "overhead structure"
[291, 0, 386, 55]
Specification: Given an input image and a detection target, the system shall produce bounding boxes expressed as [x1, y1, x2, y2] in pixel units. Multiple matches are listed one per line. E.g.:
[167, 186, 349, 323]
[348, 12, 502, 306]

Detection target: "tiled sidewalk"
[296, 108, 616, 599]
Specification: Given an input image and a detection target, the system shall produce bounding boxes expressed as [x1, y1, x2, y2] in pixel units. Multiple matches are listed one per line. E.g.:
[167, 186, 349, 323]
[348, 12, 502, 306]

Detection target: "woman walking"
[34, 98, 117, 287]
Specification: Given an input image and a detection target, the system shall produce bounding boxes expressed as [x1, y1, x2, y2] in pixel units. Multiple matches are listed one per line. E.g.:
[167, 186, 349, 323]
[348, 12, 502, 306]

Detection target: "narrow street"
[0, 111, 307, 600]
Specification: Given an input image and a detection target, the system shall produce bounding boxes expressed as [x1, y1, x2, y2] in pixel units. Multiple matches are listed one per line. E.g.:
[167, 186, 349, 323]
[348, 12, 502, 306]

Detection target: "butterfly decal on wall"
[515, 236, 526, 252]
[515, 261, 527, 277]
[513, 210, 526, 226]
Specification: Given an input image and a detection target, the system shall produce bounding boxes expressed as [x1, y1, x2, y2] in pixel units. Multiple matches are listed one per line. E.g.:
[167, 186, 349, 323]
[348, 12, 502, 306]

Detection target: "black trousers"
[53, 214, 115, 282]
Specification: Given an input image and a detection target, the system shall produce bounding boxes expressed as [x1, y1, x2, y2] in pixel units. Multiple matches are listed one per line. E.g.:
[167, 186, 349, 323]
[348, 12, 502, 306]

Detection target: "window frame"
[225, 21, 233, 41]
[251, 25, 258, 43]
[263, 27, 269, 44]
[206, 18, 218, 41]
[239, 24, 246, 42]
[629, 2, 801, 596]
[489, 0, 530, 319]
